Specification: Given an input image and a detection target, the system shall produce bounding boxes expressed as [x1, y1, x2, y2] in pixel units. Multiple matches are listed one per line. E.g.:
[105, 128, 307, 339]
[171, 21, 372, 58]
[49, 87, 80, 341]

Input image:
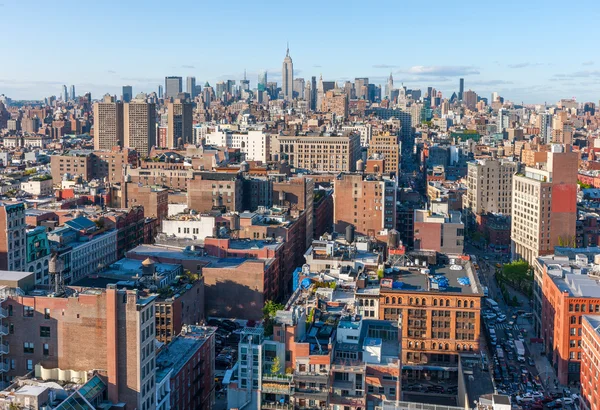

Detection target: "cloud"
[107, 70, 117, 74]
[373, 64, 397, 69]
[582, 61, 595, 66]
[398, 65, 480, 76]
[313, 65, 322, 68]
[120, 76, 163, 83]
[468, 80, 514, 86]
[507, 62, 544, 69]
[553, 70, 600, 78]
[181, 65, 195, 69]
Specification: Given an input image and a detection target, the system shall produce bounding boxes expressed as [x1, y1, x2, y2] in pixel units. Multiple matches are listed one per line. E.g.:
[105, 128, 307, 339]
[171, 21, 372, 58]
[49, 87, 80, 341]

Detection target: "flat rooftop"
[383, 263, 481, 295]
[0, 270, 33, 282]
[551, 273, 600, 298]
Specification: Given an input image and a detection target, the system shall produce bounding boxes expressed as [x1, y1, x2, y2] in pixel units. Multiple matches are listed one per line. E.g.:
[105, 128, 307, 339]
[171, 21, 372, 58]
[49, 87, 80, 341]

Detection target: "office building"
[463, 159, 518, 225]
[355, 77, 369, 100]
[275, 132, 361, 173]
[62, 85, 68, 101]
[310, 76, 317, 110]
[258, 70, 267, 92]
[282, 45, 293, 101]
[205, 127, 270, 162]
[69, 85, 75, 101]
[122, 85, 132, 103]
[581, 315, 600, 410]
[164, 76, 182, 99]
[186, 76, 196, 98]
[93, 94, 124, 150]
[321, 89, 349, 118]
[333, 173, 397, 236]
[158, 84, 163, 99]
[459, 78, 464, 101]
[167, 97, 193, 148]
[124, 95, 156, 156]
[511, 145, 578, 265]
[293, 77, 305, 99]
[385, 72, 394, 100]
[0, 202, 26, 271]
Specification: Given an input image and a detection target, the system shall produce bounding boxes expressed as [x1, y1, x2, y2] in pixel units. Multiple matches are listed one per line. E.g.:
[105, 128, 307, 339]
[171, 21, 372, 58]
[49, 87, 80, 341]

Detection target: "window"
[23, 306, 34, 317]
[24, 342, 34, 354]
[40, 326, 50, 338]
[389, 387, 396, 396]
[43, 344, 49, 356]
[27, 360, 33, 371]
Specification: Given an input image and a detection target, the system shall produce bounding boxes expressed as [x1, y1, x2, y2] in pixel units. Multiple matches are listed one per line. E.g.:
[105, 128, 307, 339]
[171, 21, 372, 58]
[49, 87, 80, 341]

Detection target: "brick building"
[333, 173, 397, 236]
[0, 202, 27, 272]
[581, 315, 600, 410]
[367, 132, 401, 175]
[186, 172, 243, 213]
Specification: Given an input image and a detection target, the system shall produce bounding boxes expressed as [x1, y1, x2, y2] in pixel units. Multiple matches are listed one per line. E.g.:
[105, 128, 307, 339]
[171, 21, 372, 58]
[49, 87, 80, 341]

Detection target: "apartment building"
[275, 132, 361, 173]
[186, 172, 243, 213]
[0, 281, 157, 409]
[539, 250, 600, 384]
[25, 227, 50, 285]
[205, 127, 271, 162]
[50, 148, 133, 185]
[367, 132, 401, 175]
[342, 124, 372, 147]
[166, 98, 193, 148]
[463, 159, 518, 226]
[20, 177, 53, 198]
[124, 98, 156, 156]
[511, 146, 578, 266]
[333, 173, 397, 236]
[93, 95, 124, 150]
[0, 202, 26, 272]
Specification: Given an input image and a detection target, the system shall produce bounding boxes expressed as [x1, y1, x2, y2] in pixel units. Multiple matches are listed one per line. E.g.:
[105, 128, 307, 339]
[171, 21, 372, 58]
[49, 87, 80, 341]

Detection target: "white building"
[21, 178, 53, 197]
[70, 229, 118, 282]
[161, 214, 217, 241]
[205, 127, 270, 162]
[342, 124, 373, 147]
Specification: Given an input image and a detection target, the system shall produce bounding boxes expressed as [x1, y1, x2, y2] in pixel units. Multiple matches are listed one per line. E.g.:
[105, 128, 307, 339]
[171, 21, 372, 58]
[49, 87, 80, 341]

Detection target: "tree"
[270, 356, 281, 375]
[262, 300, 284, 337]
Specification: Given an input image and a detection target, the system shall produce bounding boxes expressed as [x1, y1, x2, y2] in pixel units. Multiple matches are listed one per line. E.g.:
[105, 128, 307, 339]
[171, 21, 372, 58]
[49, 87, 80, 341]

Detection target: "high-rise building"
[167, 97, 193, 148]
[367, 131, 401, 175]
[69, 85, 75, 101]
[310, 76, 317, 110]
[293, 77, 305, 99]
[258, 70, 267, 92]
[93, 94, 124, 150]
[62, 85, 68, 101]
[186, 76, 196, 98]
[240, 70, 250, 91]
[333, 173, 397, 235]
[0, 201, 26, 271]
[511, 145, 578, 265]
[463, 89, 477, 109]
[459, 78, 464, 101]
[355, 77, 369, 100]
[158, 84, 163, 99]
[122, 85, 132, 103]
[538, 112, 552, 143]
[281, 45, 293, 101]
[497, 108, 510, 131]
[321, 89, 348, 118]
[491, 91, 499, 103]
[164, 76, 182, 100]
[385, 72, 394, 100]
[463, 158, 518, 226]
[124, 94, 156, 156]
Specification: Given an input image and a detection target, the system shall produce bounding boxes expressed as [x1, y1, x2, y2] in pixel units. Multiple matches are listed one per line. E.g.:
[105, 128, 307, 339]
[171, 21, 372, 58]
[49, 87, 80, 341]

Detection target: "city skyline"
[1, 0, 599, 103]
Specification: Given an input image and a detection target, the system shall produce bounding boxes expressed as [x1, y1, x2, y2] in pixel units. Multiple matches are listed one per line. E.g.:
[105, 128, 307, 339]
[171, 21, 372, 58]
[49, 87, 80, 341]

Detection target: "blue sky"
[1, 0, 598, 103]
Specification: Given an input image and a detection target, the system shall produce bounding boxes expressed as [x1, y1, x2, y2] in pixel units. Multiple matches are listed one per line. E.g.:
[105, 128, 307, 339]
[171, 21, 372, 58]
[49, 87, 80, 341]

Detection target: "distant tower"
[282, 43, 294, 101]
[310, 76, 317, 110]
[316, 75, 324, 110]
[386, 72, 394, 100]
[186, 76, 197, 98]
[62, 85, 68, 101]
[158, 85, 163, 99]
[70, 85, 76, 101]
[122, 85, 133, 103]
[459, 78, 464, 101]
[258, 70, 267, 92]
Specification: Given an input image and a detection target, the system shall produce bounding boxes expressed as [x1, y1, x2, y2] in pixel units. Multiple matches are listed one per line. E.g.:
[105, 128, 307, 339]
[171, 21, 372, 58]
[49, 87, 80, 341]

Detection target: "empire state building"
[282, 44, 293, 101]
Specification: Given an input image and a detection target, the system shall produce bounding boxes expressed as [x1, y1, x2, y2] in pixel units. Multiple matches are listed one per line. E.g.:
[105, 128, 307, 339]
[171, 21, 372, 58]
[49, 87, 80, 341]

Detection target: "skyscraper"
[124, 94, 156, 156]
[62, 85, 68, 101]
[240, 70, 250, 92]
[310, 76, 317, 110]
[459, 78, 464, 101]
[93, 94, 124, 150]
[70, 85, 76, 101]
[355, 77, 369, 100]
[258, 70, 267, 92]
[385, 73, 394, 100]
[186, 76, 197, 98]
[158, 85, 163, 99]
[165, 76, 183, 100]
[122, 85, 133, 103]
[293, 78, 305, 99]
[167, 97, 193, 148]
[281, 45, 293, 101]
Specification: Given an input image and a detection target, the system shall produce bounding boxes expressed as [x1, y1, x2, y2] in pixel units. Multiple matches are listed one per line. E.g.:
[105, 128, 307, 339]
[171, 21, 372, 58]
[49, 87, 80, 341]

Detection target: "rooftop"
[381, 262, 481, 295]
[156, 326, 216, 382]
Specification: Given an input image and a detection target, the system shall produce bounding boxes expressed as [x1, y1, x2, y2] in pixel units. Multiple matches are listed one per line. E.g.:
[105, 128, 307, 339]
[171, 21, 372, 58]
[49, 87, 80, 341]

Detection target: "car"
[558, 398, 574, 405]
[516, 393, 534, 403]
[546, 400, 563, 409]
[531, 391, 544, 400]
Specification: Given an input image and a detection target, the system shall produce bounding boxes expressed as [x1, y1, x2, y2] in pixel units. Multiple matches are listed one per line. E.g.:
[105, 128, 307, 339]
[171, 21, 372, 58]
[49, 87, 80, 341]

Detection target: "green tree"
[262, 300, 284, 337]
[270, 356, 281, 375]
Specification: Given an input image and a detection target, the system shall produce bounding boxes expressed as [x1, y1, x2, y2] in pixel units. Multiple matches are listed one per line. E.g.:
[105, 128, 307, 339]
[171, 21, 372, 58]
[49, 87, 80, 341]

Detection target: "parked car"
[527, 357, 535, 366]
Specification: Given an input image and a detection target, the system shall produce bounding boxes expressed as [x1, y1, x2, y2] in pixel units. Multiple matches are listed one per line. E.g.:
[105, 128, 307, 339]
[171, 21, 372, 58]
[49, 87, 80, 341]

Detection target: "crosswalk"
[492, 323, 520, 330]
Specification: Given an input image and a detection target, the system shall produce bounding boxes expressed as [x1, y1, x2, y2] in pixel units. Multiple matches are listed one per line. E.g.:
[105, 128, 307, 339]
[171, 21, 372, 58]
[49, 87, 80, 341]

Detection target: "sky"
[1, 0, 599, 104]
